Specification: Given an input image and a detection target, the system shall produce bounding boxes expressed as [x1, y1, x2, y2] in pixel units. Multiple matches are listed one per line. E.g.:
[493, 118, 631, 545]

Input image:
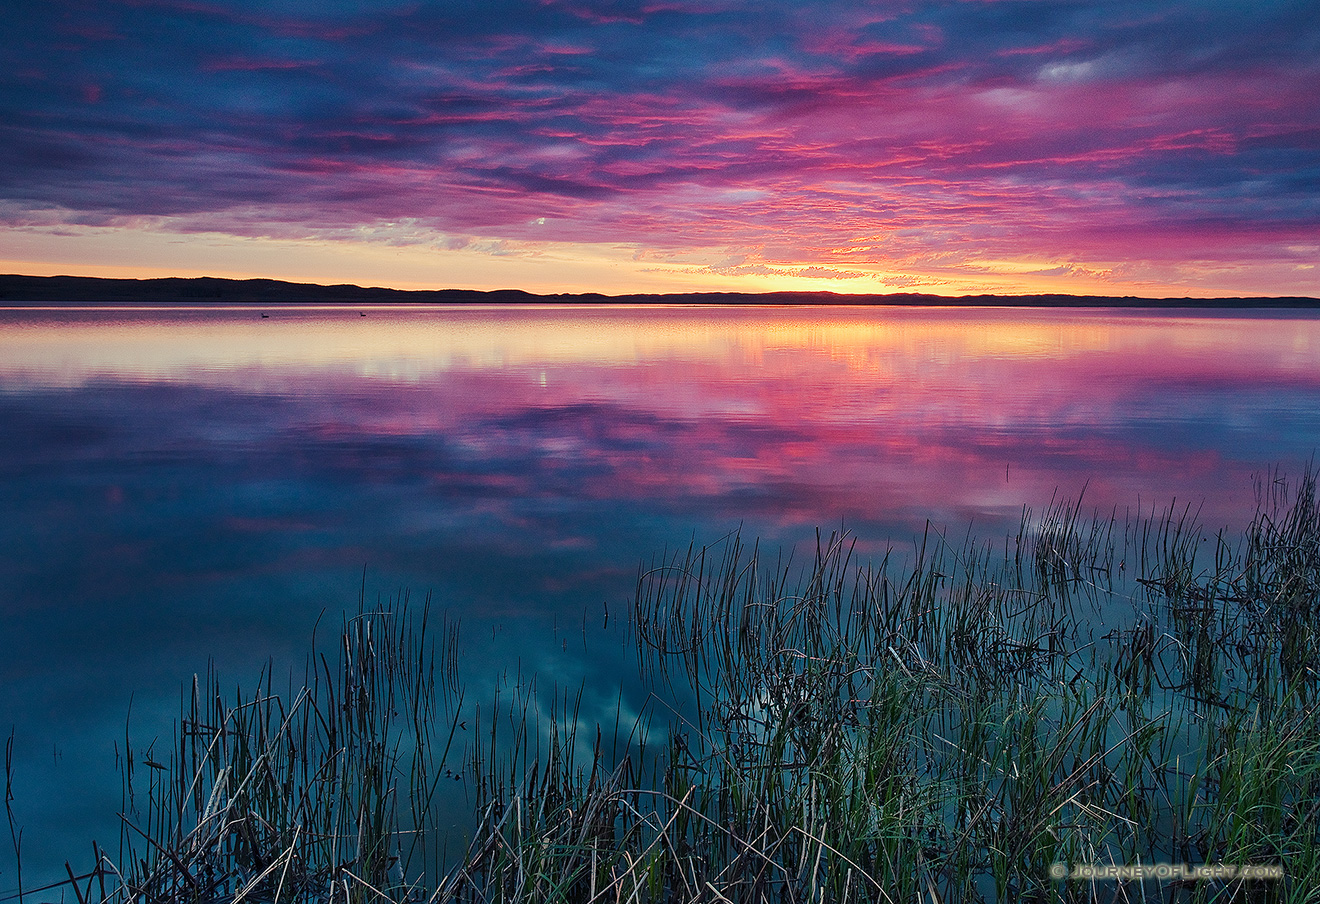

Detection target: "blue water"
[2, 304, 1318, 892]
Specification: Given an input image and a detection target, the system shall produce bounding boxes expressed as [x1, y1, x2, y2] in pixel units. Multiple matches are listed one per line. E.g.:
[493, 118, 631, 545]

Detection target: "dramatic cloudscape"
[2, 0, 1318, 295]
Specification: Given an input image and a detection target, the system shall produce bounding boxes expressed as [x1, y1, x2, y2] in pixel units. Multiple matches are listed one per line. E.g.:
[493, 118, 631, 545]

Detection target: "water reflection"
[1, 304, 1318, 887]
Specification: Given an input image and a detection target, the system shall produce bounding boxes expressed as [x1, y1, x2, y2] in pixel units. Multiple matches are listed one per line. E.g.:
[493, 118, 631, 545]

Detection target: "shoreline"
[3, 273, 1319, 308]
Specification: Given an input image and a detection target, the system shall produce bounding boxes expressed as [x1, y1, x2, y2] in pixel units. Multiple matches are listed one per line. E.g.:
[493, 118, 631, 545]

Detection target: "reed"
[4, 730, 23, 904]
[43, 468, 1320, 903]
[106, 593, 465, 904]
[449, 471, 1320, 903]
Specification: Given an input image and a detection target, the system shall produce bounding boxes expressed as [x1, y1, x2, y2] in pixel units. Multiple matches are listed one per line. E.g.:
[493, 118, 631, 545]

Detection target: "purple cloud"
[2, 0, 1317, 291]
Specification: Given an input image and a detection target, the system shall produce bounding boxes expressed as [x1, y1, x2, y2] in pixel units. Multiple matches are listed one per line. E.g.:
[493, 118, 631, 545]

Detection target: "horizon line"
[2, 272, 1318, 307]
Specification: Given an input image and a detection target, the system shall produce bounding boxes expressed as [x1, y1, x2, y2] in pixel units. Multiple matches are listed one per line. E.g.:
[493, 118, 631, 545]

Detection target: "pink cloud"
[7, 0, 1317, 294]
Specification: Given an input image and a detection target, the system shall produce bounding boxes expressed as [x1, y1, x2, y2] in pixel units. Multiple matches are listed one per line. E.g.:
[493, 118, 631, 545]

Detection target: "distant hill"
[2, 273, 1317, 307]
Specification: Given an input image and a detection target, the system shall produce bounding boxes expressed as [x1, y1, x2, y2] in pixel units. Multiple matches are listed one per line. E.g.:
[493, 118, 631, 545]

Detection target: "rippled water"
[2, 303, 1319, 888]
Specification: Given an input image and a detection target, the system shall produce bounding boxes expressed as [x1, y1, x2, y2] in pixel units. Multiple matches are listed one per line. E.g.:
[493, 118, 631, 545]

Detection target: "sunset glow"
[3, 1, 1318, 296]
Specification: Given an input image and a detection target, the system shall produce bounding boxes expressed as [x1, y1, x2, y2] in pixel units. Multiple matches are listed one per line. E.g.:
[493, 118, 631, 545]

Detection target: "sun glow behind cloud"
[2, 0, 1317, 295]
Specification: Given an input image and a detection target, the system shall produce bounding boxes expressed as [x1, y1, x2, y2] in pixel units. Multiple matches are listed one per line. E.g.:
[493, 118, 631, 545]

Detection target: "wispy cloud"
[2, 0, 1317, 293]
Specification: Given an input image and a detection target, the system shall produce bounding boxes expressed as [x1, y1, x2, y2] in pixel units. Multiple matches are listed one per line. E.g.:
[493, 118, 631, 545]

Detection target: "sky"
[2, 0, 1318, 296]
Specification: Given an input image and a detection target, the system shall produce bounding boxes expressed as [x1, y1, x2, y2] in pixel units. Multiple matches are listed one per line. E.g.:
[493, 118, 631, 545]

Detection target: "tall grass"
[110, 595, 465, 904]
[41, 469, 1320, 903]
[448, 472, 1320, 903]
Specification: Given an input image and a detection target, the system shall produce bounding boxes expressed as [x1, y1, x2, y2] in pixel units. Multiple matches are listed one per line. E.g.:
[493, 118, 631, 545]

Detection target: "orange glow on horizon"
[5, 225, 1308, 299]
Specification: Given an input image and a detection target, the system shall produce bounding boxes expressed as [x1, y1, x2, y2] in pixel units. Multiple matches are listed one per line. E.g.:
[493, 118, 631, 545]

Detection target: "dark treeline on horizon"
[2, 273, 1318, 308]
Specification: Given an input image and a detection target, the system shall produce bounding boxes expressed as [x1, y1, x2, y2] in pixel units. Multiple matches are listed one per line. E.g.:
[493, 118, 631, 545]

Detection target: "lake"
[2, 303, 1319, 892]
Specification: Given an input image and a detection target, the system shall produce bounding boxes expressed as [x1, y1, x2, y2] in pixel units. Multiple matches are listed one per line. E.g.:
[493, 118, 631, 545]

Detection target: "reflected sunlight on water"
[4, 305, 1317, 384]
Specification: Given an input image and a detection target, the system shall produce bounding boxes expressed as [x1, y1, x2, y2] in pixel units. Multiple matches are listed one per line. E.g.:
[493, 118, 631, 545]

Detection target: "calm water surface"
[2, 304, 1319, 888]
